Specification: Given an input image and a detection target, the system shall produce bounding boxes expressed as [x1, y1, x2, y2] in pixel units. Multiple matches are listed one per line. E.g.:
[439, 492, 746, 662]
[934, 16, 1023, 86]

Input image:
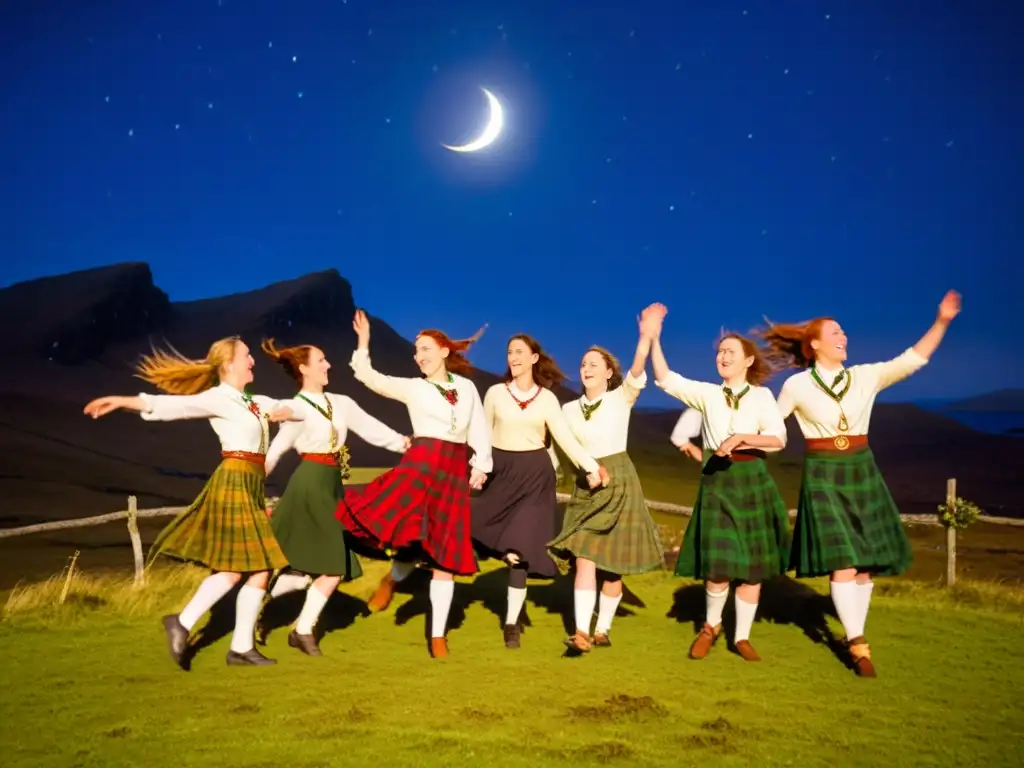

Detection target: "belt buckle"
[833, 435, 850, 451]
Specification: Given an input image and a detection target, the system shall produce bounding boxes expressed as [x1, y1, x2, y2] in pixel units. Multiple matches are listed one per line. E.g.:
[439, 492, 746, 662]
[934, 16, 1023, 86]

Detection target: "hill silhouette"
[946, 389, 1024, 413]
[0, 263, 1021, 523]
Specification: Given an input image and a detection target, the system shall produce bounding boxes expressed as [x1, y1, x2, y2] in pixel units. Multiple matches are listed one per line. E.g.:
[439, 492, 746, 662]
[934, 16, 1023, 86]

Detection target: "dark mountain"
[0, 263, 1022, 523]
[946, 389, 1024, 413]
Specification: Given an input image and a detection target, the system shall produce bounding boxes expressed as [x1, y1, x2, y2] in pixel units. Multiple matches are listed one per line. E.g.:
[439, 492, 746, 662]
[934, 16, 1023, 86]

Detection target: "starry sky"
[1, 0, 1020, 403]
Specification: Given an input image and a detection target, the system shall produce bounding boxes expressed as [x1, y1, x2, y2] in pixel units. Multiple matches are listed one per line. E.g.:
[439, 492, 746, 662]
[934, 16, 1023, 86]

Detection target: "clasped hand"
[714, 434, 746, 457]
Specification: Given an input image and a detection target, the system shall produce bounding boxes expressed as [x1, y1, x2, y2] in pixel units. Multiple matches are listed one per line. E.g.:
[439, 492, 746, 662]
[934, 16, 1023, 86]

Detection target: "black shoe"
[288, 629, 323, 657]
[225, 648, 277, 666]
[503, 623, 521, 649]
[162, 614, 189, 669]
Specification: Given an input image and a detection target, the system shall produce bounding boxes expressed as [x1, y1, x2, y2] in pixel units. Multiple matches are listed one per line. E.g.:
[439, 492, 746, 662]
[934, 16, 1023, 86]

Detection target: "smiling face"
[810, 320, 848, 367]
[299, 347, 330, 388]
[414, 334, 449, 378]
[580, 350, 612, 393]
[507, 337, 540, 381]
[224, 340, 255, 386]
[716, 337, 754, 382]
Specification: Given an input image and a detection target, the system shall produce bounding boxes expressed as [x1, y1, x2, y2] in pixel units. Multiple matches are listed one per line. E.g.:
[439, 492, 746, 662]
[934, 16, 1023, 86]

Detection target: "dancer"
[649, 305, 790, 662]
[760, 290, 962, 677]
[550, 317, 664, 653]
[258, 339, 410, 656]
[83, 337, 302, 668]
[335, 310, 491, 659]
[671, 408, 704, 462]
[472, 334, 608, 650]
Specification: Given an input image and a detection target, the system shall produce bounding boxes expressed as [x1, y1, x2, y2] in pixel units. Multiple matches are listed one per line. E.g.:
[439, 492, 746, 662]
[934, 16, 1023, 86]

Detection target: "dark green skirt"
[149, 458, 288, 573]
[271, 460, 363, 580]
[790, 446, 912, 578]
[548, 452, 664, 576]
[675, 453, 790, 582]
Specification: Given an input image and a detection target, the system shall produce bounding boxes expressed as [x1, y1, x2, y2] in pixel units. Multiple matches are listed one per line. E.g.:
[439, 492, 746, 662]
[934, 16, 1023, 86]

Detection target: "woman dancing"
[472, 334, 607, 649]
[549, 317, 664, 653]
[83, 337, 301, 669]
[760, 290, 961, 677]
[649, 306, 790, 662]
[258, 339, 409, 656]
[335, 310, 492, 659]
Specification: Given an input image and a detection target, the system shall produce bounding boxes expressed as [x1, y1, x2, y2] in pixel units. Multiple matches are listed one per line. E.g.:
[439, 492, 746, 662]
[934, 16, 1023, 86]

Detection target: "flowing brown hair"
[582, 346, 624, 392]
[717, 331, 779, 386]
[261, 338, 315, 385]
[134, 336, 241, 395]
[504, 334, 567, 389]
[755, 316, 835, 369]
[416, 324, 488, 376]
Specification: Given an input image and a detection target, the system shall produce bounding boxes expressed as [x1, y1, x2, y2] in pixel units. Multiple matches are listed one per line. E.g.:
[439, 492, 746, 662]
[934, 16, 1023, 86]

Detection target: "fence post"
[126, 495, 145, 588]
[945, 478, 957, 587]
[58, 551, 80, 605]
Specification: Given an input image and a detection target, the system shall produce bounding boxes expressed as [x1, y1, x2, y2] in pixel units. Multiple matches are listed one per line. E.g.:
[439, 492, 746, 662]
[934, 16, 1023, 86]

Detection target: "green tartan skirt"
[675, 453, 790, 583]
[548, 452, 664, 576]
[149, 457, 288, 573]
[271, 459, 363, 580]
[790, 446, 912, 578]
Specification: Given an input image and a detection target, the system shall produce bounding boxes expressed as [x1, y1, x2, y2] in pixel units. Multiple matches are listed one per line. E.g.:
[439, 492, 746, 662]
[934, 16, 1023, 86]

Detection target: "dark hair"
[504, 334, 567, 389]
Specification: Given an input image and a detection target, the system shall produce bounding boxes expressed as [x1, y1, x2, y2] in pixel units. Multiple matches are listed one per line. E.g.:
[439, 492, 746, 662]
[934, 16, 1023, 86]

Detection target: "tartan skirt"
[148, 457, 288, 572]
[337, 437, 476, 576]
[271, 458, 363, 580]
[548, 452, 664, 576]
[471, 448, 560, 578]
[675, 452, 790, 583]
[790, 445, 912, 578]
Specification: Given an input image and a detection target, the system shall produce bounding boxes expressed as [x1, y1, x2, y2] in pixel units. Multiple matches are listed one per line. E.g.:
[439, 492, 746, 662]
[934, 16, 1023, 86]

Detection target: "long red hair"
[260, 338, 315, 385]
[756, 317, 835, 369]
[417, 324, 487, 376]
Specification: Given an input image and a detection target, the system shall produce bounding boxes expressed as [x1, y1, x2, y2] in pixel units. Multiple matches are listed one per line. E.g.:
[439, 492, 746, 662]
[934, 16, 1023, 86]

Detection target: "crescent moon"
[442, 88, 504, 153]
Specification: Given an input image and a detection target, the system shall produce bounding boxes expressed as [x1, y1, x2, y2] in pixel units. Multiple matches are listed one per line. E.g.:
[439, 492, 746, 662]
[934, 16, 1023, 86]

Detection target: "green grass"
[1, 560, 1022, 768]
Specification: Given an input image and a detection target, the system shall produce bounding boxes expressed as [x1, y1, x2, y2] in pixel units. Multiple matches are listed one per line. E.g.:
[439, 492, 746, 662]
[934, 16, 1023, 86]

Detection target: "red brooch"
[432, 381, 459, 406]
[242, 393, 262, 417]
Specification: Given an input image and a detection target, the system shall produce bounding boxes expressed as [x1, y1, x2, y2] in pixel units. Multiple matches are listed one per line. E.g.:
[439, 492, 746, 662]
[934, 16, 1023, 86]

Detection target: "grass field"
[2, 462, 1023, 767]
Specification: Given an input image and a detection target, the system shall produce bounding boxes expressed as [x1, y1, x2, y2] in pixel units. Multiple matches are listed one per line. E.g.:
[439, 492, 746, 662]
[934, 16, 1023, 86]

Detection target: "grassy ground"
[1, 560, 1022, 768]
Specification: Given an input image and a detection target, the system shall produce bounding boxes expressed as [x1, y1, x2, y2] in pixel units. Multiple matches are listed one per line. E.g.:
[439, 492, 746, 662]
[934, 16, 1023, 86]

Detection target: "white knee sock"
[270, 572, 310, 598]
[573, 588, 597, 634]
[229, 586, 266, 654]
[295, 587, 329, 635]
[830, 581, 863, 639]
[733, 594, 758, 643]
[705, 586, 729, 627]
[429, 579, 454, 638]
[178, 572, 236, 631]
[391, 560, 416, 583]
[857, 581, 875, 636]
[595, 592, 622, 634]
[506, 587, 527, 626]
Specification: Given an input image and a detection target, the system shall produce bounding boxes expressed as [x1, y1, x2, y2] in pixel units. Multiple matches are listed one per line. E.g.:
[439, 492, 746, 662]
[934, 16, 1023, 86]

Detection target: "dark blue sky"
[2, 1, 1019, 402]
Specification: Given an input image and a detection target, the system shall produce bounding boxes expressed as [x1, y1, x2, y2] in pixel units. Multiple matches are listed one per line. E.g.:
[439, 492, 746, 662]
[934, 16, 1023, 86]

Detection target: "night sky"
[2, 1, 1019, 403]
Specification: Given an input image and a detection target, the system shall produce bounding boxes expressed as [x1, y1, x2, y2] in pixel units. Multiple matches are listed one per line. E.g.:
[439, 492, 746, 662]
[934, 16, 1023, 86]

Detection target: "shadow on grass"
[255, 585, 371, 650]
[667, 575, 852, 669]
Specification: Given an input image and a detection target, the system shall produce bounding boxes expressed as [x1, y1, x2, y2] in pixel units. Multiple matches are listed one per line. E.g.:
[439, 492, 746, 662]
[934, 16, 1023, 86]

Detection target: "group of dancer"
[83, 290, 962, 677]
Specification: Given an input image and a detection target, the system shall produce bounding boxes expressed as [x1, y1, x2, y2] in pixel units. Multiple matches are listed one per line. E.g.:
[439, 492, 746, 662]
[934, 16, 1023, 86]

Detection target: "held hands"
[638, 303, 668, 339]
[715, 433, 746, 457]
[267, 406, 295, 423]
[402, 436, 413, 451]
[586, 465, 612, 489]
[679, 442, 703, 462]
[937, 290, 961, 323]
[469, 468, 487, 490]
[84, 396, 124, 419]
[353, 309, 371, 349]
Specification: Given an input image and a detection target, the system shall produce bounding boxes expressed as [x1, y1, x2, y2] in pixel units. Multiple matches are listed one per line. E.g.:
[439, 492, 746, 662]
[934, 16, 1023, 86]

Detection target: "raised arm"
[265, 418, 302, 475]
[542, 393, 600, 475]
[620, 332, 653, 405]
[466, 383, 493, 476]
[350, 309, 415, 403]
[339, 395, 408, 454]
[651, 338, 714, 410]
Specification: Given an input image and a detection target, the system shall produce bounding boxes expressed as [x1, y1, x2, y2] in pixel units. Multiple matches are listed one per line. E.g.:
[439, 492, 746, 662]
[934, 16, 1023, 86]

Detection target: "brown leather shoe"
[592, 632, 611, 647]
[503, 624, 521, 649]
[430, 637, 449, 659]
[288, 629, 323, 657]
[734, 639, 761, 661]
[689, 623, 722, 659]
[847, 636, 877, 678]
[563, 630, 592, 653]
[225, 648, 276, 666]
[162, 614, 189, 669]
[367, 573, 397, 613]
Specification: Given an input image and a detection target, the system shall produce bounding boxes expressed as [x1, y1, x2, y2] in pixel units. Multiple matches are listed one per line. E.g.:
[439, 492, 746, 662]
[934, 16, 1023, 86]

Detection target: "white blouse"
[350, 349, 493, 474]
[265, 391, 408, 475]
[777, 347, 929, 438]
[670, 408, 703, 447]
[561, 371, 647, 459]
[138, 383, 300, 454]
[656, 373, 787, 452]
[483, 383, 600, 475]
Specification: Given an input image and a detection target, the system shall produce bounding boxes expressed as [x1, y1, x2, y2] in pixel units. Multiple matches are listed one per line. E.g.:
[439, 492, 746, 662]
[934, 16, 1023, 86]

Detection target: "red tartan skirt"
[337, 437, 477, 576]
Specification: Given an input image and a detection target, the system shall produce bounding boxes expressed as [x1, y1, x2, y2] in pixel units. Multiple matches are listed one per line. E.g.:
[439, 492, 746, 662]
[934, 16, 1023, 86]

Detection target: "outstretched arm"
[85, 389, 230, 422]
[350, 310, 415, 403]
[543, 394, 600, 476]
[867, 290, 961, 392]
[341, 395, 408, 454]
